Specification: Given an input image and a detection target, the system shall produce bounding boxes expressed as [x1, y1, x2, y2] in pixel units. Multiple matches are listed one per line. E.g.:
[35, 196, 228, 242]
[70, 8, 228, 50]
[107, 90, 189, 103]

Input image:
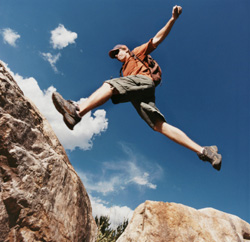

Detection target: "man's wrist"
[170, 16, 177, 22]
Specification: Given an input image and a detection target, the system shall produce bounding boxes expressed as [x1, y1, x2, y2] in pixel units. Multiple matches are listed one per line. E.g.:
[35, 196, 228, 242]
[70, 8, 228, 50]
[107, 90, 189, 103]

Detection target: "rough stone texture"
[117, 201, 250, 242]
[0, 61, 97, 241]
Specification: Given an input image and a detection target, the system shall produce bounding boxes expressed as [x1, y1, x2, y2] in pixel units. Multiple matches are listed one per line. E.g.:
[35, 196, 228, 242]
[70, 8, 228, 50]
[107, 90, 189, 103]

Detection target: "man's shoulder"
[132, 39, 156, 57]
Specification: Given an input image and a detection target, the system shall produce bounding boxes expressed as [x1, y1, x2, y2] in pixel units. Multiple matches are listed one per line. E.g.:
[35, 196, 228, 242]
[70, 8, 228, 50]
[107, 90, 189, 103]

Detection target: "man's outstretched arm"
[152, 5, 182, 47]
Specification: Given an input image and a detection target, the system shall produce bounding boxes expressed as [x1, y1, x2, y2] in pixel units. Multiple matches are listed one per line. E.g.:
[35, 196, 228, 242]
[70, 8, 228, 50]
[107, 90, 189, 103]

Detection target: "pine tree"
[95, 215, 128, 242]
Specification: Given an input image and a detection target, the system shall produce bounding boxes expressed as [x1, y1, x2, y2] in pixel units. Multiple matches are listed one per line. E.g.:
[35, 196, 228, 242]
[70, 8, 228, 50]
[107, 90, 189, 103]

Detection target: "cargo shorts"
[105, 75, 166, 129]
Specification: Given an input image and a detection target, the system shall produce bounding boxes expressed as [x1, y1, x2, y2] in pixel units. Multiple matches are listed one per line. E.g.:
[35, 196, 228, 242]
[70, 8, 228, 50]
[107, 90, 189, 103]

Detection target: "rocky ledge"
[0, 61, 97, 241]
[117, 201, 250, 242]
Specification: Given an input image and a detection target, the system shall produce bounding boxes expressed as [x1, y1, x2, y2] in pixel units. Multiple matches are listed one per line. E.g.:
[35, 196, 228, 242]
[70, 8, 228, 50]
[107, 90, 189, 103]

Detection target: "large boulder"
[0, 61, 97, 241]
[117, 200, 250, 242]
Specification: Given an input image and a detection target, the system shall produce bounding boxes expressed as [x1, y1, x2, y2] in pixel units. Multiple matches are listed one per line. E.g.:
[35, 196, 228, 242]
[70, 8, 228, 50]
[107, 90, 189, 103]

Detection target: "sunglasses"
[114, 47, 128, 57]
[113, 49, 120, 57]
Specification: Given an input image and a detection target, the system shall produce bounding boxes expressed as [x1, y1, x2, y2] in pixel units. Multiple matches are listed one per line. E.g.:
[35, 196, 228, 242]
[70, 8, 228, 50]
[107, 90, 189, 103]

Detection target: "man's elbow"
[152, 37, 161, 48]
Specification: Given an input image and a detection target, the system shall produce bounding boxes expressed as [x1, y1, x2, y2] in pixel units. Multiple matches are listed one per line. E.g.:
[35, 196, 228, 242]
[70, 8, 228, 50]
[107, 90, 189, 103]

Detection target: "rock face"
[0, 62, 97, 241]
[117, 201, 250, 242]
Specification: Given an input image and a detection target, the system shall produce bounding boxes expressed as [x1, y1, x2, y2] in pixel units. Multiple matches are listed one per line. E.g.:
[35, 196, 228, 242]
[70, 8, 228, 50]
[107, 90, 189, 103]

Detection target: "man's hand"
[152, 5, 182, 47]
[172, 5, 182, 20]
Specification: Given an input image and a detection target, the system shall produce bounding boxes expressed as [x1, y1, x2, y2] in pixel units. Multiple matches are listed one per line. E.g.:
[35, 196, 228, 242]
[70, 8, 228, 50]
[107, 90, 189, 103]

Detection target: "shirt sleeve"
[132, 39, 157, 58]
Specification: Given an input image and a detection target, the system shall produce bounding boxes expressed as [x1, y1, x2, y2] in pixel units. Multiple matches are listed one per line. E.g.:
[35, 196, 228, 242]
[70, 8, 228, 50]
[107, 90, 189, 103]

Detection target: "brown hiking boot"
[52, 92, 81, 130]
[198, 146, 222, 171]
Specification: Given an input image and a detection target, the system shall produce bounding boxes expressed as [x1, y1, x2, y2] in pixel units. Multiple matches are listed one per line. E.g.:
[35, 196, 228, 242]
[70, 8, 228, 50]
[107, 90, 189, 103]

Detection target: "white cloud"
[77, 143, 163, 195]
[41, 52, 61, 73]
[132, 173, 157, 189]
[90, 195, 133, 229]
[1, 28, 20, 47]
[77, 171, 122, 195]
[76, 144, 163, 228]
[3, 62, 108, 151]
[50, 24, 77, 49]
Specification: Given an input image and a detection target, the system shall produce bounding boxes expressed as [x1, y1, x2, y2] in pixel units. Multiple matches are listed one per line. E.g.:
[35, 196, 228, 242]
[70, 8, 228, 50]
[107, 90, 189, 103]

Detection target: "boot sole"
[63, 113, 74, 130]
[210, 146, 222, 171]
[212, 154, 222, 171]
[52, 92, 75, 130]
[52, 92, 67, 116]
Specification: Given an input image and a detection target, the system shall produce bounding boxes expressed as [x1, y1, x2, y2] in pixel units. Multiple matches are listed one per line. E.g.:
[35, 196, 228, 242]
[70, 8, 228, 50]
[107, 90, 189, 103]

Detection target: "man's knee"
[104, 82, 119, 95]
[153, 125, 158, 132]
[153, 119, 165, 132]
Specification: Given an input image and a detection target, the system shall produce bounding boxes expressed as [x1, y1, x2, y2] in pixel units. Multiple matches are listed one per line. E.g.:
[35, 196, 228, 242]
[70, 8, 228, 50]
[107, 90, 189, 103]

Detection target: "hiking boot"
[52, 92, 81, 130]
[198, 146, 222, 171]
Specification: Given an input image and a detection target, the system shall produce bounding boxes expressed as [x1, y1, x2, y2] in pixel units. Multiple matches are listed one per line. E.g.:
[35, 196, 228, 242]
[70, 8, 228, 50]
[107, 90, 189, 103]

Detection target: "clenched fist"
[172, 5, 182, 20]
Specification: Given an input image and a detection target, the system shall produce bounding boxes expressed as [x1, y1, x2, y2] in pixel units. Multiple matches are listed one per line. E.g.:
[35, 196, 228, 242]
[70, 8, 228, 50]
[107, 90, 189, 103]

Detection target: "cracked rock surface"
[0, 62, 97, 242]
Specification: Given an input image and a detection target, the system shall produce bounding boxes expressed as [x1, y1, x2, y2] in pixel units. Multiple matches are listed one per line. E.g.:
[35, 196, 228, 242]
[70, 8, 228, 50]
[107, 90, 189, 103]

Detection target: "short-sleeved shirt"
[104, 39, 166, 129]
[122, 39, 156, 80]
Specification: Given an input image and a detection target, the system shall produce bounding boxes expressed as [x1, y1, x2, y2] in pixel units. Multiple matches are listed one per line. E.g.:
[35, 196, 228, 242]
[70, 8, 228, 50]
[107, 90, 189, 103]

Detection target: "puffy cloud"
[77, 143, 163, 195]
[90, 195, 133, 229]
[41, 52, 61, 73]
[1, 28, 20, 47]
[50, 24, 77, 49]
[41, 24, 77, 72]
[3, 62, 108, 151]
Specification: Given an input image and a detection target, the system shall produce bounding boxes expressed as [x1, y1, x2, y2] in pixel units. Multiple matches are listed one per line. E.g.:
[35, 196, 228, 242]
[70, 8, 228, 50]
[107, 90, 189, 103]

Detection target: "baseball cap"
[109, 44, 127, 59]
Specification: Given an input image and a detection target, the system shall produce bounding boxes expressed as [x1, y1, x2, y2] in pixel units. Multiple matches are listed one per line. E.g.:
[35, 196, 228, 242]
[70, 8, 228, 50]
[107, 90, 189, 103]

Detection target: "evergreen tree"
[95, 215, 128, 242]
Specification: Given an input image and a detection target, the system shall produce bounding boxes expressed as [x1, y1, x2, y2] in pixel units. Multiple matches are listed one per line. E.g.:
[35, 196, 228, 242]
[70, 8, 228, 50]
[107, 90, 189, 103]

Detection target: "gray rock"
[117, 201, 250, 242]
[0, 61, 97, 242]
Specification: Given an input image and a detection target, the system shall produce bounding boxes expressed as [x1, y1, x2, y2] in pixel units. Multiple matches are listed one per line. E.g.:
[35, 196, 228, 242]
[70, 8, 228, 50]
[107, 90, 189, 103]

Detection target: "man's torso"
[122, 39, 156, 80]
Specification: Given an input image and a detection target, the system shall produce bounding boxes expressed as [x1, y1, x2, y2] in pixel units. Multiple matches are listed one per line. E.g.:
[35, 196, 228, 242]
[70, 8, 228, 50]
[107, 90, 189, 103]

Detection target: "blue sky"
[0, 0, 249, 227]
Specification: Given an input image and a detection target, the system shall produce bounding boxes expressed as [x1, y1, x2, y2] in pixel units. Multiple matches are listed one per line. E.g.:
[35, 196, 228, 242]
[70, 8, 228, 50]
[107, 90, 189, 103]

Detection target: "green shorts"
[105, 75, 166, 129]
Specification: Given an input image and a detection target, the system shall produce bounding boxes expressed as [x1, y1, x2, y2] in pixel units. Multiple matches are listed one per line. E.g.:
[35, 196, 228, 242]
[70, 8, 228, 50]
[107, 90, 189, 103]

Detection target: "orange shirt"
[122, 39, 156, 80]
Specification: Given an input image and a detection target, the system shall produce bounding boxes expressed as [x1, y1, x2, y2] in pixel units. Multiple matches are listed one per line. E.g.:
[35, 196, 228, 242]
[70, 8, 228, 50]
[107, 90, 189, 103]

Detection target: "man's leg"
[52, 82, 117, 130]
[78, 82, 117, 117]
[153, 119, 222, 170]
[153, 119, 203, 153]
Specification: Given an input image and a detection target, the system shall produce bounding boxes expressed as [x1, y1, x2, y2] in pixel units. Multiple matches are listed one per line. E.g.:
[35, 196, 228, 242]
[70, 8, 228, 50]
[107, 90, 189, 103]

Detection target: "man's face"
[115, 46, 129, 62]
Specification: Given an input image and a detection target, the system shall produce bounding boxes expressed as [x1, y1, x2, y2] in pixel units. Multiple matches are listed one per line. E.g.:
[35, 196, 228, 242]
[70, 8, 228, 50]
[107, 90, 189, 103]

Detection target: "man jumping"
[52, 6, 222, 171]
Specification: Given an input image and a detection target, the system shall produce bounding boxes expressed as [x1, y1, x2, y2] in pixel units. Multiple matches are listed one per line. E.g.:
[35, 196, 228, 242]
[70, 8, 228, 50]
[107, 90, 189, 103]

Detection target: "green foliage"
[95, 216, 128, 242]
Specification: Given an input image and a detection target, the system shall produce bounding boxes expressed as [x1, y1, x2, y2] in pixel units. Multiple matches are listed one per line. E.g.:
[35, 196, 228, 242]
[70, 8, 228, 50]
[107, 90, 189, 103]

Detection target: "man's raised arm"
[152, 5, 182, 48]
